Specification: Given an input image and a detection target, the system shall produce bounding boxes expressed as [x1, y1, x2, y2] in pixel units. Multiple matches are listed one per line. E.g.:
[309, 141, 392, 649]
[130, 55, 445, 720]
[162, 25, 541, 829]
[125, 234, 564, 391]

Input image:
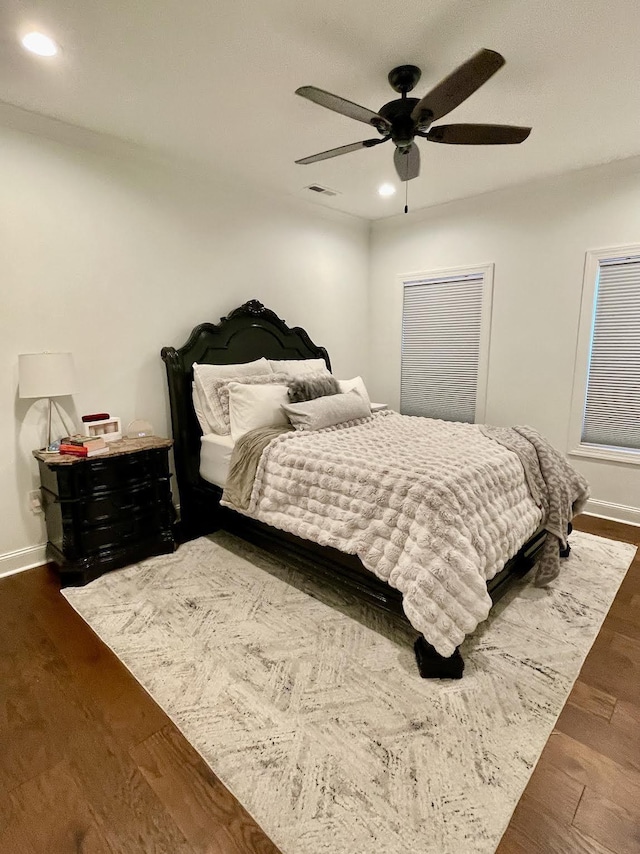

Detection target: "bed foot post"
[559, 521, 573, 559]
[414, 636, 465, 679]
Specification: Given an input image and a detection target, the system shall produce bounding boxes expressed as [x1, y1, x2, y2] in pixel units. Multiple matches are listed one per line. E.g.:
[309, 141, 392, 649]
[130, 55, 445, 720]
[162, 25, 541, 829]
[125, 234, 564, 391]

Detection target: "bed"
[161, 299, 550, 679]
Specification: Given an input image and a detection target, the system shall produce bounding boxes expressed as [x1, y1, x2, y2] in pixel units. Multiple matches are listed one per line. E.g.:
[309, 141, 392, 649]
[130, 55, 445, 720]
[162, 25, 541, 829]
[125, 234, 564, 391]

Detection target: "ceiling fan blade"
[410, 49, 505, 125]
[296, 86, 391, 132]
[295, 137, 388, 165]
[394, 143, 420, 182]
[426, 123, 531, 145]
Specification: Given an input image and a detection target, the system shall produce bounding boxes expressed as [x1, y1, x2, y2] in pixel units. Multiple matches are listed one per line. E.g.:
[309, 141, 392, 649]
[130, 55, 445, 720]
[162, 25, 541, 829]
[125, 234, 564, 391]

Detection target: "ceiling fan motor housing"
[378, 97, 425, 147]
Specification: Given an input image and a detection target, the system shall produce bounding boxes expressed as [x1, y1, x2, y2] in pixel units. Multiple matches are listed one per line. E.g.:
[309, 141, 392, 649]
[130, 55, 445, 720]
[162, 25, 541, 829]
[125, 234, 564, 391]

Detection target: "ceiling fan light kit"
[294, 48, 532, 210]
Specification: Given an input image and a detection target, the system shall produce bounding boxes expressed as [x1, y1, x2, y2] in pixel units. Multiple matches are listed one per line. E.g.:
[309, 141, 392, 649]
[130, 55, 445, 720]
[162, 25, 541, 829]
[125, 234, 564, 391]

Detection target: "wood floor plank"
[498, 825, 546, 854]
[0, 760, 114, 854]
[555, 702, 640, 773]
[0, 665, 63, 793]
[130, 725, 281, 854]
[603, 604, 640, 641]
[0, 778, 12, 837]
[609, 630, 640, 664]
[577, 633, 640, 706]
[505, 793, 617, 854]
[512, 756, 584, 825]
[609, 698, 640, 741]
[70, 727, 195, 854]
[567, 680, 617, 721]
[608, 550, 640, 601]
[0, 604, 72, 793]
[573, 788, 640, 854]
[542, 731, 640, 816]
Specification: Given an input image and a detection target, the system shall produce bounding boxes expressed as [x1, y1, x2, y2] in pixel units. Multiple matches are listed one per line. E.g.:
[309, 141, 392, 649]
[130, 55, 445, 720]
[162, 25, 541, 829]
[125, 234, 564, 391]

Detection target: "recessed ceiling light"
[21, 31, 59, 57]
[378, 183, 396, 197]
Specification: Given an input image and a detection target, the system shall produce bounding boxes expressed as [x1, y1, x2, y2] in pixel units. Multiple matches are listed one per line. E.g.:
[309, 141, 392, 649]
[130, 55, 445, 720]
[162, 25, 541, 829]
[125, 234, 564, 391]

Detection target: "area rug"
[63, 530, 636, 854]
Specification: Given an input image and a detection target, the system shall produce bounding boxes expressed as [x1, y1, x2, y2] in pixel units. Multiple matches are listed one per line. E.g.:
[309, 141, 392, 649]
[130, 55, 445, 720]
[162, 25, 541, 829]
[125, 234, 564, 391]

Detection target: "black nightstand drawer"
[79, 508, 172, 555]
[77, 480, 171, 527]
[51, 449, 170, 499]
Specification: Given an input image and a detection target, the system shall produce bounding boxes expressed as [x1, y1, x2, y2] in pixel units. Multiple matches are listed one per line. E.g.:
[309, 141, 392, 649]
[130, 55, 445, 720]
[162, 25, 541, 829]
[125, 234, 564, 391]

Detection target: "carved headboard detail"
[161, 300, 330, 534]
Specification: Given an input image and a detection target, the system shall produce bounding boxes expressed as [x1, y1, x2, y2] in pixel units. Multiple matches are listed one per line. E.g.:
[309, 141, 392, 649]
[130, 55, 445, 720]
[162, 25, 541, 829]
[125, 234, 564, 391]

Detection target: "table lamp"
[18, 352, 78, 450]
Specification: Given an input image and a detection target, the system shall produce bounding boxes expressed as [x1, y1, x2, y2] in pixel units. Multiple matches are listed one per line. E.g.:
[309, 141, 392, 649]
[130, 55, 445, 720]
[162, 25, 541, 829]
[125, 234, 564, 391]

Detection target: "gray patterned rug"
[63, 530, 636, 854]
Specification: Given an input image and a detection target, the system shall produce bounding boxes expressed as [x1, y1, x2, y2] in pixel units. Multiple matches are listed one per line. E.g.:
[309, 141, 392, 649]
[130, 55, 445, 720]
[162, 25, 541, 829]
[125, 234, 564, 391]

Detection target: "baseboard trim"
[0, 543, 48, 579]
[583, 499, 640, 528]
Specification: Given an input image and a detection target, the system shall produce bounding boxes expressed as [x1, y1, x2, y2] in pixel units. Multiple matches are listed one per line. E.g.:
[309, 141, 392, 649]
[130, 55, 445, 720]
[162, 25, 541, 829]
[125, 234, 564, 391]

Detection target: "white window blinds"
[582, 256, 640, 450]
[401, 272, 485, 423]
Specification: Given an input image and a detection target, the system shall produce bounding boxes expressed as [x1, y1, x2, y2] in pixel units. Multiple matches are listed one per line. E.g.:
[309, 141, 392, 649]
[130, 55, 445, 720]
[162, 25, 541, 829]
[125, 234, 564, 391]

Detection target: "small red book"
[59, 444, 88, 457]
[61, 434, 107, 449]
[59, 444, 109, 458]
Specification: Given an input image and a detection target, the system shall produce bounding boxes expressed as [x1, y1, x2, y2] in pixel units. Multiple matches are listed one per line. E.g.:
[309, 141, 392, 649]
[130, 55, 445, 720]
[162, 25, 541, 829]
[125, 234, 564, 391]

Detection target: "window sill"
[569, 444, 640, 466]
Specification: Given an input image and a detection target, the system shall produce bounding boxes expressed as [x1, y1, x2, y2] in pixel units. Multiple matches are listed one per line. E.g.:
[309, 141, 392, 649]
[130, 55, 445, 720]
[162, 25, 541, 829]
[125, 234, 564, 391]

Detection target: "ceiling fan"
[295, 49, 531, 183]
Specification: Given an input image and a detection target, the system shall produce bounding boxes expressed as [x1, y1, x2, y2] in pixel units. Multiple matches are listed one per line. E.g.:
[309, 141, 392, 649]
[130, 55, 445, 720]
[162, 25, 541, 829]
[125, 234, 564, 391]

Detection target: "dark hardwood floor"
[497, 515, 640, 854]
[1, 515, 638, 854]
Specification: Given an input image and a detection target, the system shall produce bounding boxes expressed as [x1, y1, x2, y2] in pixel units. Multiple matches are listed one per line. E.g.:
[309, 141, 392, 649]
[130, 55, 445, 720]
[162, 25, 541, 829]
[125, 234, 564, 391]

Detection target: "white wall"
[1, 124, 370, 569]
[370, 158, 640, 520]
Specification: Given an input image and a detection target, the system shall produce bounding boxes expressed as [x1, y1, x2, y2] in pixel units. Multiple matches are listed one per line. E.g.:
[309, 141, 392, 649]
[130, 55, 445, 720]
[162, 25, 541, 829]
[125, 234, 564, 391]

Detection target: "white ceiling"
[1, 0, 640, 220]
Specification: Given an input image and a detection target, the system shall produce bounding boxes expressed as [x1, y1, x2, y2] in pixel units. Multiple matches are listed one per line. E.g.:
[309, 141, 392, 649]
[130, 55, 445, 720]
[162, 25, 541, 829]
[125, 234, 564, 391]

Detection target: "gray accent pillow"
[282, 389, 372, 431]
[287, 372, 340, 403]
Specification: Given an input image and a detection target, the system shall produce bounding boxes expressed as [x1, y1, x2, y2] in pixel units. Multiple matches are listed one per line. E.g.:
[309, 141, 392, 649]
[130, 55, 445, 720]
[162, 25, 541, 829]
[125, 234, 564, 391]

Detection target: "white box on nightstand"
[82, 416, 123, 442]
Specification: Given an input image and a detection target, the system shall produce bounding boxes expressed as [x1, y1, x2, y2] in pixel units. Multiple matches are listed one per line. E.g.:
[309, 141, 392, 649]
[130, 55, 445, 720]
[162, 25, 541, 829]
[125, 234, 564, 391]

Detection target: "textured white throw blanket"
[222, 411, 543, 657]
[480, 424, 590, 586]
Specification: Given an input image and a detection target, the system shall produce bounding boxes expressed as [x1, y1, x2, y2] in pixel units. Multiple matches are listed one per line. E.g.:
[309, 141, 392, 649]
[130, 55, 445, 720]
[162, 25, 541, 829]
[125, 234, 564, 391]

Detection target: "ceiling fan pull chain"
[405, 180, 409, 214]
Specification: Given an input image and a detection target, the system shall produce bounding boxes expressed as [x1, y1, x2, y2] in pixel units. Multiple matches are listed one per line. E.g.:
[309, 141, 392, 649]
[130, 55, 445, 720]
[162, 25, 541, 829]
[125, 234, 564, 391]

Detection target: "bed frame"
[161, 300, 547, 679]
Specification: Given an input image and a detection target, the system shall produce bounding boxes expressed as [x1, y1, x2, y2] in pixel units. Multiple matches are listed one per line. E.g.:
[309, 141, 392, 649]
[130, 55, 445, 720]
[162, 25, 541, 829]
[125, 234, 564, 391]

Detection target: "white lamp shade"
[18, 352, 78, 398]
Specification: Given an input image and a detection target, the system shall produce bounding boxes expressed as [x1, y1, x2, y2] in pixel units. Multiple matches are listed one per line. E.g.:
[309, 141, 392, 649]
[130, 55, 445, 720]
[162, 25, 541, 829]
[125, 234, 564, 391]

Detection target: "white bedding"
[222, 411, 545, 656]
[199, 434, 235, 488]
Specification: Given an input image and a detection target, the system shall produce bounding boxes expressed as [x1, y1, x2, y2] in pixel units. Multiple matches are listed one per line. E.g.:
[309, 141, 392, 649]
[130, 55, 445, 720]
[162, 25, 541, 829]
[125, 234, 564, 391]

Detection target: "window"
[569, 246, 640, 463]
[400, 264, 493, 423]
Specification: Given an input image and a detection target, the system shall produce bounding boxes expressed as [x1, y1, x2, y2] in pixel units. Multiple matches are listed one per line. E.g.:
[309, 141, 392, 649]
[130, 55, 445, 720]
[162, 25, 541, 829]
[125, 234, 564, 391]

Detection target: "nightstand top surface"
[33, 436, 172, 465]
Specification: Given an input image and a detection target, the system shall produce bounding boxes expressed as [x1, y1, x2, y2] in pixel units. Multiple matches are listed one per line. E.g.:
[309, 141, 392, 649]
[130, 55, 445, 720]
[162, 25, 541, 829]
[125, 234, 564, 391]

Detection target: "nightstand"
[370, 402, 389, 412]
[34, 437, 175, 586]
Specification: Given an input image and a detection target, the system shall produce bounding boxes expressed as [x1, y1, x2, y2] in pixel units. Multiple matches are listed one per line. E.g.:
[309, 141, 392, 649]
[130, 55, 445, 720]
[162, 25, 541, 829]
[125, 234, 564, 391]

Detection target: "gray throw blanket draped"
[479, 425, 590, 586]
[223, 425, 293, 511]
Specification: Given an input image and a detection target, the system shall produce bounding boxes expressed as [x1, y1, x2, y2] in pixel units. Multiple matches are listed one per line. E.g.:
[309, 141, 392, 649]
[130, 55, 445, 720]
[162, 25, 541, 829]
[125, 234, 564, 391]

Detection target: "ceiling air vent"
[305, 184, 339, 197]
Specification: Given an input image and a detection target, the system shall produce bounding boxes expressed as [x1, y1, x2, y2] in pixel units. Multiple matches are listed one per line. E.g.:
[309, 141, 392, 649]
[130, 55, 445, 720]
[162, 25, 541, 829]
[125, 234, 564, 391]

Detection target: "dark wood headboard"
[161, 299, 330, 537]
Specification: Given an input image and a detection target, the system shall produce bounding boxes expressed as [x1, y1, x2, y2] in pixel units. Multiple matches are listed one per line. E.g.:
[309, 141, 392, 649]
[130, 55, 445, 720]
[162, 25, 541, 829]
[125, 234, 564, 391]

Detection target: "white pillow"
[193, 359, 273, 433]
[268, 358, 327, 375]
[282, 389, 371, 432]
[214, 372, 290, 434]
[228, 382, 290, 442]
[194, 358, 272, 381]
[191, 382, 210, 434]
[338, 376, 371, 408]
